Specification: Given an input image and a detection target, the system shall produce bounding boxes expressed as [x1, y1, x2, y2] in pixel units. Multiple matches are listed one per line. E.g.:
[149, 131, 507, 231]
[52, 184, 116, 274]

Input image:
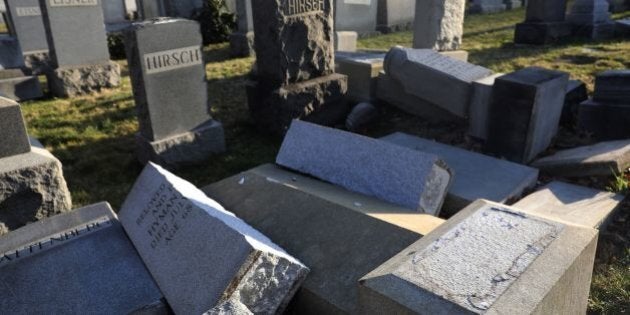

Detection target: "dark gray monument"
[229, 0, 254, 57]
[124, 18, 225, 168]
[486, 67, 569, 163]
[39, 0, 121, 97]
[578, 70, 630, 140]
[4, 0, 50, 73]
[247, 0, 348, 134]
[514, 0, 572, 45]
[567, 0, 614, 39]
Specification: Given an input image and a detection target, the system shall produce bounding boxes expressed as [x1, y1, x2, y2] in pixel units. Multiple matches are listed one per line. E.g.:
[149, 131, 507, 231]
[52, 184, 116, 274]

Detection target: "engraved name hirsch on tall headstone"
[283, 0, 326, 17]
[144, 46, 203, 75]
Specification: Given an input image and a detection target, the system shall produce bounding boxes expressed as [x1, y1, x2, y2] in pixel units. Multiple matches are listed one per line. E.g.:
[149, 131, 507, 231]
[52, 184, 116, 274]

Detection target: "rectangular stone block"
[561, 79, 588, 127]
[384, 47, 493, 117]
[514, 22, 572, 45]
[137, 0, 166, 19]
[119, 163, 308, 315]
[382, 132, 539, 215]
[0, 36, 25, 70]
[334, 31, 357, 52]
[486, 67, 569, 163]
[336, 51, 385, 102]
[470, 0, 506, 13]
[0, 75, 44, 101]
[276, 120, 453, 215]
[202, 164, 444, 314]
[376, 0, 415, 33]
[358, 199, 598, 315]
[0, 97, 30, 159]
[413, 0, 466, 51]
[514, 181, 623, 229]
[47, 61, 120, 97]
[0, 202, 164, 313]
[532, 140, 630, 177]
[592, 70, 630, 104]
[5, 0, 49, 54]
[335, 0, 378, 35]
[578, 99, 630, 140]
[39, 0, 110, 67]
[468, 73, 504, 140]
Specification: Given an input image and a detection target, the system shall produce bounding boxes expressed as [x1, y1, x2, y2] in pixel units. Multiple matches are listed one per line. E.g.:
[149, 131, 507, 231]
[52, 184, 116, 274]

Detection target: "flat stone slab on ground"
[119, 163, 308, 315]
[532, 140, 630, 177]
[0, 75, 44, 101]
[0, 202, 164, 313]
[514, 181, 623, 229]
[358, 199, 598, 315]
[0, 97, 31, 159]
[382, 132, 539, 215]
[202, 164, 444, 314]
[276, 120, 453, 215]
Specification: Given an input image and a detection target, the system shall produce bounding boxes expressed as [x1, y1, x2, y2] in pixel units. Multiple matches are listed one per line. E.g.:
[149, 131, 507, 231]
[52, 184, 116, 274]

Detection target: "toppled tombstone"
[578, 70, 630, 140]
[276, 120, 453, 215]
[532, 140, 630, 177]
[119, 163, 309, 314]
[514, 0, 572, 44]
[358, 199, 598, 314]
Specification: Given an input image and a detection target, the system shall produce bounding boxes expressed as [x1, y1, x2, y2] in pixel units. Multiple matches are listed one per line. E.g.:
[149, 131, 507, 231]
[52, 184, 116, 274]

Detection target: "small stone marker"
[358, 199, 598, 315]
[532, 140, 630, 177]
[124, 18, 225, 167]
[276, 120, 453, 215]
[468, 73, 504, 140]
[203, 163, 445, 314]
[376, 0, 415, 33]
[0, 75, 44, 101]
[0, 202, 164, 313]
[384, 47, 493, 118]
[229, 0, 254, 57]
[5, 0, 50, 73]
[412, 0, 466, 51]
[39, 0, 121, 97]
[118, 163, 308, 315]
[335, 51, 385, 102]
[486, 67, 569, 163]
[514, 0, 572, 44]
[567, 0, 614, 39]
[382, 132, 539, 215]
[514, 181, 623, 229]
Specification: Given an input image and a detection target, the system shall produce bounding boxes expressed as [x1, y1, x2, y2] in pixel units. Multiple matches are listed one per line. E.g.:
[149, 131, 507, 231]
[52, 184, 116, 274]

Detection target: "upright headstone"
[412, 0, 466, 51]
[376, 0, 415, 33]
[336, 51, 385, 102]
[469, 0, 506, 14]
[486, 67, 569, 163]
[335, 0, 378, 36]
[136, 0, 166, 19]
[101, 0, 128, 24]
[0, 35, 24, 70]
[119, 163, 309, 315]
[124, 18, 225, 168]
[229, 0, 254, 57]
[514, 0, 572, 45]
[0, 202, 165, 313]
[567, 0, 614, 39]
[39, 0, 121, 97]
[0, 97, 72, 235]
[247, 0, 348, 134]
[578, 70, 630, 140]
[4, 0, 50, 74]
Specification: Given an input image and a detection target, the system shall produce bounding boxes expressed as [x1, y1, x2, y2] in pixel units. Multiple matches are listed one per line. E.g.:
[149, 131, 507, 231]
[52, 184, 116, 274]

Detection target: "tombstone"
[0, 202, 165, 313]
[0, 74, 43, 101]
[578, 70, 630, 140]
[335, 51, 385, 102]
[0, 97, 72, 236]
[592, 70, 630, 104]
[358, 200, 598, 314]
[486, 67, 569, 163]
[567, 0, 614, 39]
[119, 163, 309, 314]
[229, 0, 254, 57]
[4, 0, 50, 74]
[616, 18, 630, 37]
[203, 163, 445, 314]
[335, 0, 378, 36]
[0, 35, 24, 70]
[383, 47, 493, 118]
[276, 120, 453, 215]
[381, 133, 539, 215]
[468, 73, 505, 140]
[247, 0, 348, 134]
[40, 0, 121, 97]
[124, 18, 225, 168]
[136, 0, 166, 19]
[514, 0, 572, 45]
[102, 0, 127, 24]
[469, 0, 506, 14]
[533, 140, 630, 177]
[376, 0, 416, 33]
[412, 0, 466, 51]
[334, 31, 358, 52]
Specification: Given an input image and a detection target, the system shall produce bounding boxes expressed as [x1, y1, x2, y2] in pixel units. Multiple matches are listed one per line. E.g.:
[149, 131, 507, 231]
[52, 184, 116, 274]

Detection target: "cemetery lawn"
[20, 8, 628, 314]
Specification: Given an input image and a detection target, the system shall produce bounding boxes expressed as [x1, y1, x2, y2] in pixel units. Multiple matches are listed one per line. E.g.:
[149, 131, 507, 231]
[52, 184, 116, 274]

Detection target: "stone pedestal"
[46, 61, 121, 97]
[334, 31, 357, 52]
[229, 31, 254, 57]
[23, 51, 51, 75]
[336, 51, 385, 102]
[135, 120, 226, 168]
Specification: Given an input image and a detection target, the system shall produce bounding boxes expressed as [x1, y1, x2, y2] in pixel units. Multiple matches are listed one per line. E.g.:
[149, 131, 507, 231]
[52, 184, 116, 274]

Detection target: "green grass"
[19, 8, 629, 313]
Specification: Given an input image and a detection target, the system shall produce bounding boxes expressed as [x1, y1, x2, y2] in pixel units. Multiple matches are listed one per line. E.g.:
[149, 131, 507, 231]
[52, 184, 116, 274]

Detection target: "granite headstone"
[412, 0, 466, 51]
[514, 0, 571, 44]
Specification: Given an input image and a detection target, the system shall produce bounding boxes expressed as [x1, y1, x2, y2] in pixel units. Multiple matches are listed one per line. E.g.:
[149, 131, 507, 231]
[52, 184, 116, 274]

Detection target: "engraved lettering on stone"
[344, 0, 371, 5]
[16, 7, 42, 17]
[283, 0, 325, 17]
[49, 0, 98, 7]
[143, 46, 203, 75]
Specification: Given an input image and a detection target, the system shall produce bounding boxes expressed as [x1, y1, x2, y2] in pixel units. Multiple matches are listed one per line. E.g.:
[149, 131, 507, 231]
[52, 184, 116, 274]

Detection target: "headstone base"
[229, 31, 254, 57]
[0, 147, 72, 236]
[135, 120, 226, 168]
[47, 61, 121, 97]
[572, 22, 615, 39]
[246, 74, 349, 135]
[578, 99, 630, 140]
[23, 51, 52, 75]
[0, 75, 44, 101]
[514, 22, 572, 45]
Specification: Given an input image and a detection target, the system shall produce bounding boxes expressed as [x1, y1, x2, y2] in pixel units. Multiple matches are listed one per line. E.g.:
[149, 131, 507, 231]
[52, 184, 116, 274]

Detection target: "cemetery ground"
[14, 7, 629, 314]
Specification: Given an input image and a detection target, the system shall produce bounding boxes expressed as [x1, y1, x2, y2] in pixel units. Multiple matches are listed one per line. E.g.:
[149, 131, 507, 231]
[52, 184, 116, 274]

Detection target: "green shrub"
[192, 0, 236, 45]
[107, 33, 127, 60]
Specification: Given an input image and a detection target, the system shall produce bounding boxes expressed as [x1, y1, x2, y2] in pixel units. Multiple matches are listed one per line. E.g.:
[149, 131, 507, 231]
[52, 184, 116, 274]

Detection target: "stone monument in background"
[514, 0, 572, 45]
[412, 0, 466, 56]
[4, 0, 51, 74]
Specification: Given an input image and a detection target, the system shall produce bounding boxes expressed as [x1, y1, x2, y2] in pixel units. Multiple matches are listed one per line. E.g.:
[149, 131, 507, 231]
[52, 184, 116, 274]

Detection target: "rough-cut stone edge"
[47, 61, 121, 97]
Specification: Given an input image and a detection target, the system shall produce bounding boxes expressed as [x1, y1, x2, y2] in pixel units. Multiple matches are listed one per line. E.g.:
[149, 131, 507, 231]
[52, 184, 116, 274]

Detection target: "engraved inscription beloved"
[16, 7, 42, 17]
[135, 183, 194, 249]
[283, 0, 326, 17]
[49, 0, 98, 7]
[144, 46, 202, 75]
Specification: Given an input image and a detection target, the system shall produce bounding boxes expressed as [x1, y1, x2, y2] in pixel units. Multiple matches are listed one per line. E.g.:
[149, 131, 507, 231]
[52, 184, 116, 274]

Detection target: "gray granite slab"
[468, 73, 504, 140]
[276, 120, 453, 215]
[382, 132, 539, 214]
[0, 97, 30, 159]
[5, 0, 49, 54]
[118, 163, 308, 315]
[413, 0, 466, 51]
[532, 140, 630, 177]
[0, 75, 44, 101]
[578, 99, 630, 141]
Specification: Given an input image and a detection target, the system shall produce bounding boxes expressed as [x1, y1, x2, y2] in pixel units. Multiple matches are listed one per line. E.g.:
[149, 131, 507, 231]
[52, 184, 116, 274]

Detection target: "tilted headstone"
[0, 97, 72, 235]
[567, 0, 614, 39]
[0, 202, 164, 313]
[376, 0, 415, 33]
[229, 0, 254, 57]
[486, 67, 569, 163]
[412, 0, 465, 51]
[39, 0, 121, 97]
[118, 163, 309, 315]
[247, 0, 348, 134]
[4, 0, 50, 73]
[578, 70, 630, 140]
[276, 120, 453, 215]
[384, 47, 493, 118]
[358, 199, 598, 314]
[124, 18, 225, 168]
[514, 0, 572, 45]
